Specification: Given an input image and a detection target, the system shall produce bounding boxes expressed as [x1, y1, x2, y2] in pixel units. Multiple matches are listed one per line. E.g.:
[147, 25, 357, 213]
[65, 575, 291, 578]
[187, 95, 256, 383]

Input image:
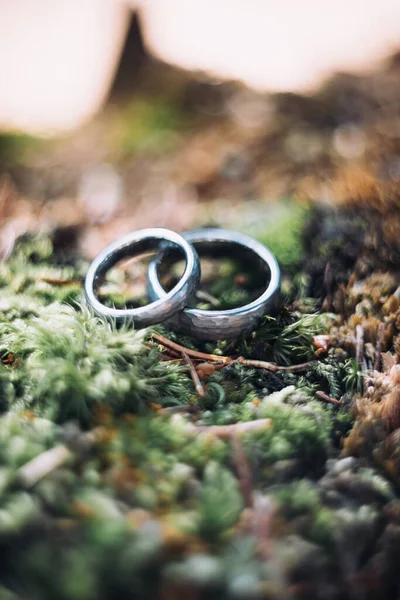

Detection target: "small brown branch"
[36, 277, 80, 287]
[151, 333, 232, 364]
[18, 445, 73, 488]
[251, 493, 274, 560]
[159, 357, 185, 364]
[374, 322, 385, 372]
[157, 404, 201, 416]
[231, 433, 254, 507]
[146, 340, 181, 359]
[195, 289, 220, 307]
[315, 390, 341, 406]
[153, 333, 320, 381]
[238, 357, 314, 373]
[17, 428, 104, 488]
[186, 418, 272, 439]
[182, 352, 205, 398]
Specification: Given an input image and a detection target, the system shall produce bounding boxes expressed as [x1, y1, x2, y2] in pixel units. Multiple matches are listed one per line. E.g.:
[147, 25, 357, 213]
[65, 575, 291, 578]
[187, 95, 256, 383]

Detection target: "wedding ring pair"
[85, 228, 280, 340]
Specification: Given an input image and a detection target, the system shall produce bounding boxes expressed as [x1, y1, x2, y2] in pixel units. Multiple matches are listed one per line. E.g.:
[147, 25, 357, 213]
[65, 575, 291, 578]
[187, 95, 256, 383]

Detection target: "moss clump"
[198, 461, 243, 540]
[0, 305, 192, 425]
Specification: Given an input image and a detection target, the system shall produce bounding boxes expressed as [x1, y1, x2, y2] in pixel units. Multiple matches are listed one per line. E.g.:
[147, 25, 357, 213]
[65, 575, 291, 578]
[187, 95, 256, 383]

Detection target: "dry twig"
[36, 277, 81, 286]
[151, 333, 231, 364]
[231, 433, 254, 506]
[315, 390, 341, 406]
[153, 333, 319, 384]
[182, 352, 206, 398]
[157, 404, 201, 416]
[186, 418, 272, 439]
[17, 428, 104, 488]
[238, 357, 315, 373]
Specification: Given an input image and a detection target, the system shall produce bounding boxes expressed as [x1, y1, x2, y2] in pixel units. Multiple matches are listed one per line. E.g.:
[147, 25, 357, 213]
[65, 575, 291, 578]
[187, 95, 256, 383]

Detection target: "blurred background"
[1, 0, 400, 262]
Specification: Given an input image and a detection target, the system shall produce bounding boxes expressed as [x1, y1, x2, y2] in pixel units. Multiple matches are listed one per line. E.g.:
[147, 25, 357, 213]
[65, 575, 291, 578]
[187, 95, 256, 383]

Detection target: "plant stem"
[186, 418, 272, 439]
[151, 332, 232, 363]
[231, 433, 253, 506]
[182, 352, 205, 398]
[17, 428, 104, 487]
[238, 357, 315, 373]
[157, 404, 201, 415]
[315, 390, 341, 406]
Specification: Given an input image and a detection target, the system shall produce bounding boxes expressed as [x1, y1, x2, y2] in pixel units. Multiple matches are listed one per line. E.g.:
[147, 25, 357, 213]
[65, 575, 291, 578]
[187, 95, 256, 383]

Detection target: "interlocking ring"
[84, 228, 201, 328]
[147, 228, 281, 340]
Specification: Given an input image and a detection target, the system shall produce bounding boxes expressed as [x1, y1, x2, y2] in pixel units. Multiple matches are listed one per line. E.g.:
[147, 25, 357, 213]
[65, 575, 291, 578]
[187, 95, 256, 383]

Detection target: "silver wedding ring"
[84, 228, 200, 328]
[147, 228, 280, 340]
[85, 227, 280, 339]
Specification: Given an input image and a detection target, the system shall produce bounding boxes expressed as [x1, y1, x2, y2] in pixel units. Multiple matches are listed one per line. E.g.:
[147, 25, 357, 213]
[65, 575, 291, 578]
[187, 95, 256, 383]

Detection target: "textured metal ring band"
[84, 228, 201, 328]
[147, 228, 281, 340]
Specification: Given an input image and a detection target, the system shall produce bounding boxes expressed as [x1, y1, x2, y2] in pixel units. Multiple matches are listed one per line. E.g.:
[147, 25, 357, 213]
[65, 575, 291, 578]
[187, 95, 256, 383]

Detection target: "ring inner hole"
[158, 244, 270, 310]
[98, 246, 186, 310]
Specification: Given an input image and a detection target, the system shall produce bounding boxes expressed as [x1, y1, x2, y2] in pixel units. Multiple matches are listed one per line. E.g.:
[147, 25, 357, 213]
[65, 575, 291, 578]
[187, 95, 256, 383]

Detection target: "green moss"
[199, 462, 243, 541]
[233, 395, 333, 486]
[275, 479, 320, 519]
[230, 309, 333, 365]
[0, 209, 396, 599]
[0, 302, 195, 425]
